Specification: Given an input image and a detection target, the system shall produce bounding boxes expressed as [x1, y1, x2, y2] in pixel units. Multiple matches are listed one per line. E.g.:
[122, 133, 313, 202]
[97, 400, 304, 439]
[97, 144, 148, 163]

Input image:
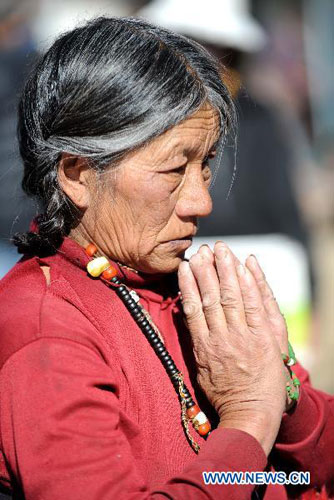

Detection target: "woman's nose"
[175, 168, 213, 219]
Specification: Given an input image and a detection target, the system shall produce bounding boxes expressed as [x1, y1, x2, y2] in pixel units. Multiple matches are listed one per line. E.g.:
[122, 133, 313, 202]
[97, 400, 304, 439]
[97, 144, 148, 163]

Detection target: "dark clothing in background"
[199, 92, 309, 247]
[199, 92, 314, 297]
[0, 41, 36, 242]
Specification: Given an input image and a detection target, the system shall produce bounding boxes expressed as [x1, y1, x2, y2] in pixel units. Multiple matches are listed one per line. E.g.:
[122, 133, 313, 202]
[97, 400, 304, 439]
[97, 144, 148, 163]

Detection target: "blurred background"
[0, 0, 333, 391]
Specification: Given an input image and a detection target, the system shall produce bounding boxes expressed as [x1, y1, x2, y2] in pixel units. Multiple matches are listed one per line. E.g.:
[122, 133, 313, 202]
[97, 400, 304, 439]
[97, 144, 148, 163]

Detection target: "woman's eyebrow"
[158, 152, 187, 169]
[157, 132, 220, 165]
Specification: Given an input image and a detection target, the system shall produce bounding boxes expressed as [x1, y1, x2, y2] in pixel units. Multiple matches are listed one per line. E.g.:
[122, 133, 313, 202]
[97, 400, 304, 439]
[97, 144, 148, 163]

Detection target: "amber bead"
[192, 411, 207, 426]
[102, 266, 118, 280]
[186, 404, 200, 419]
[197, 421, 211, 436]
[86, 243, 97, 257]
[87, 257, 110, 277]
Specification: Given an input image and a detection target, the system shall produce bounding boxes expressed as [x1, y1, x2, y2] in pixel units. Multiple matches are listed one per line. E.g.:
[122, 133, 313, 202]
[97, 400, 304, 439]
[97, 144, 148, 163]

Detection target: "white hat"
[137, 0, 267, 52]
[31, 0, 131, 50]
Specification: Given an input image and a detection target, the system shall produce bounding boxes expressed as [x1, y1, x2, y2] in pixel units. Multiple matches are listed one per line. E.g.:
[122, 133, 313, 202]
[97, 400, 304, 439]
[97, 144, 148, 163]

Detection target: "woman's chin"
[128, 240, 192, 275]
[154, 240, 192, 272]
[159, 255, 185, 274]
[135, 250, 187, 275]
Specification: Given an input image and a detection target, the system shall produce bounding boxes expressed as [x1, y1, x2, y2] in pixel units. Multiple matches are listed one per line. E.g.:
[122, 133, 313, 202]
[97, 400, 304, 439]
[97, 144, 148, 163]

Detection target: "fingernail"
[199, 245, 212, 259]
[237, 264, 245, 276]
[247, 254, 258, 269]
[215, 243, 228, 260]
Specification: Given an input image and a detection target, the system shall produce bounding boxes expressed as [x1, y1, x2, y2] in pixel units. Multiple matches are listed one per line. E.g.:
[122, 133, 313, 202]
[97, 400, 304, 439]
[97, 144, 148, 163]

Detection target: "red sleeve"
[0, 338, 267, 500]
[272, 362, 334, 494]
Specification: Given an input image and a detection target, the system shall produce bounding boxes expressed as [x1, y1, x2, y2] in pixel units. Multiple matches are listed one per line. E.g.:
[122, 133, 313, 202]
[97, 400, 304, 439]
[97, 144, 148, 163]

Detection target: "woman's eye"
[170, 165, 186, 175]
[202, 162, 212, 183]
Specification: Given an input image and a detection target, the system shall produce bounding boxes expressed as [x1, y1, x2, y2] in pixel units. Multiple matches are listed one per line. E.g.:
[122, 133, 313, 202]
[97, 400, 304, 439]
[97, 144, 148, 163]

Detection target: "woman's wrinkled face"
[91, 103, 220, 274]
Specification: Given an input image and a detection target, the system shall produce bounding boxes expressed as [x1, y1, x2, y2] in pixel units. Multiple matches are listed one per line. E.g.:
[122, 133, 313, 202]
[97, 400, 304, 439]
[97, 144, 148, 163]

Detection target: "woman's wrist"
[218, 409, 282, 457]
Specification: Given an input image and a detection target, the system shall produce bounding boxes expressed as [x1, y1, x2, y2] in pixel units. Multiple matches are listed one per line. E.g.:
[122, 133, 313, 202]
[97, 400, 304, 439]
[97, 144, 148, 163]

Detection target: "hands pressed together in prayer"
[178, 242, 293, 456]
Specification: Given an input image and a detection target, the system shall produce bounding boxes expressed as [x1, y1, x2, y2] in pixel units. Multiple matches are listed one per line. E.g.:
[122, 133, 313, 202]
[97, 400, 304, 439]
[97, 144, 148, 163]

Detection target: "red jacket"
[0, 237, 333, 499]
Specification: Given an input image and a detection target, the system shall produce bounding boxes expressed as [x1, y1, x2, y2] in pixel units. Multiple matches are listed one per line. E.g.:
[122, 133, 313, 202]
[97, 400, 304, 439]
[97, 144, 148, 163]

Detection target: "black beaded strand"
[85, 255, 211, 452]
[111, 278, 195, 409]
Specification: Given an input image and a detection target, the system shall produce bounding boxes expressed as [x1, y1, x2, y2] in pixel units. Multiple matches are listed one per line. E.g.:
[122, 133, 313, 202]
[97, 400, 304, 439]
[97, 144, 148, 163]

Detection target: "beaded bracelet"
[282, 341, 300, 402]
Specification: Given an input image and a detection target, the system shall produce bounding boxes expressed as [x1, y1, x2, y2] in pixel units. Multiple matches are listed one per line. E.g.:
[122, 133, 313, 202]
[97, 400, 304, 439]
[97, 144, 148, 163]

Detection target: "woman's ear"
[58, 153, 94, 209]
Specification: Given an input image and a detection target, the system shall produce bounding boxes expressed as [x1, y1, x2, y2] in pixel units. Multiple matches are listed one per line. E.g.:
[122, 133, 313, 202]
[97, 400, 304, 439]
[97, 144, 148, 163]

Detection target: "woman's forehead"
[153, 105, 220, 156]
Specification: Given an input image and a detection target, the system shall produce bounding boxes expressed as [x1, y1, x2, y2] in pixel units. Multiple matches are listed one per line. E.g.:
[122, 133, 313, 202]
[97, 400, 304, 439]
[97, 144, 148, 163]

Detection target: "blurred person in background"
[138, 0, 312, 272]
[0, 0, 38, 276]
[138, 0, 316, 368]
[247, 1, 330, 228]
[247, 0, 334, 394]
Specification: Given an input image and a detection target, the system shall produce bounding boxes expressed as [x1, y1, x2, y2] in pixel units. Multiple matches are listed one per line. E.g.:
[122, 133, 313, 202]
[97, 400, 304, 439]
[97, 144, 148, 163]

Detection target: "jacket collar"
[54, 237, 181, 306]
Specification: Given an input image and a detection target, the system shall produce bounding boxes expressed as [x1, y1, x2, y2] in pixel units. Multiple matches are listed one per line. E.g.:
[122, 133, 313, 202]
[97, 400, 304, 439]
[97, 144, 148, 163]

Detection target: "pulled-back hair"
[13, 16, 235, 256]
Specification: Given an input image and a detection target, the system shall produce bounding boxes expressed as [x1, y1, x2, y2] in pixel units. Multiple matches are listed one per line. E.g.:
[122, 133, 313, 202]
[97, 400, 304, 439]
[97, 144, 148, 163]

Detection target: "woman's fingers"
[198, 243, 241, 268]
[179, 243, 287, 442]
[178, 261, 209, 344]
[236, 263, 270, 332]
[214, 242, 247, 328]
[181, 243, 284, 350]
[245, 254, 288, 351]
[245, 255, 280, 317]
[188, 253, 227, 335]
[198, 244, 215, 264]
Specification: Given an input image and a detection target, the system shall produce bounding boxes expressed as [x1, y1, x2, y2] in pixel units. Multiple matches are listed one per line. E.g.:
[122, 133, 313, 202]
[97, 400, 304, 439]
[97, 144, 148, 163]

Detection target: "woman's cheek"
[136, 174, 183, 234]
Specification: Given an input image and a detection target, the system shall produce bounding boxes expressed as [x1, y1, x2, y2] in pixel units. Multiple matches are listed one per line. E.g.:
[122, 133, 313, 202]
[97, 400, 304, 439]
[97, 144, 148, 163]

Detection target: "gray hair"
[13, 16, 235, 255]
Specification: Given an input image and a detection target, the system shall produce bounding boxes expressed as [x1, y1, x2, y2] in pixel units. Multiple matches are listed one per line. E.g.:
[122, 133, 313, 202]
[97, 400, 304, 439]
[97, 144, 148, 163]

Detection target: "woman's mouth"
[162, 238, 193, 250]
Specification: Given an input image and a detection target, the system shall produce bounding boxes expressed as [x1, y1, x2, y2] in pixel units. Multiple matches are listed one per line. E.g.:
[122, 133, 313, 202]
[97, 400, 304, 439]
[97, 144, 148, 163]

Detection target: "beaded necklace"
[85, 243, 211, 453]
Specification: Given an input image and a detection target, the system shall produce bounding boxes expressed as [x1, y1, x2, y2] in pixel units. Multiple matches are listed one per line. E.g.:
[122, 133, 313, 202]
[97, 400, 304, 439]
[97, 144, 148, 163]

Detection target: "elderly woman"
[0, 17, 333, 500]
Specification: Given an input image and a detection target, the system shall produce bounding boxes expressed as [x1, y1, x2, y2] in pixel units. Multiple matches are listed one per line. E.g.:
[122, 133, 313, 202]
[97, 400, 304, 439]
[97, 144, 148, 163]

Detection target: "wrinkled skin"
[62, 102, 220, 274]
[59, 102, 291, 457]
[179, 243, 288, 456]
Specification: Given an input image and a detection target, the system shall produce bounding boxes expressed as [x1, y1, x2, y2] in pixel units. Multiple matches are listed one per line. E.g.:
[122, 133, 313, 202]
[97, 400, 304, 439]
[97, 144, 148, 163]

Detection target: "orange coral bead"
[102, 266, 118, 281]
[197, 421, 211, 436]
[85, 244, 97, 257]
[186, 404, 200, 419]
